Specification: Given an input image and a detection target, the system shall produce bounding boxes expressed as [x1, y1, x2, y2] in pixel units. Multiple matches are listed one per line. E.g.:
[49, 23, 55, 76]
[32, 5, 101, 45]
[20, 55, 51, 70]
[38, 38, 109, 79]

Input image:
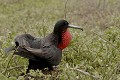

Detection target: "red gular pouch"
[58, 29, 72, 50]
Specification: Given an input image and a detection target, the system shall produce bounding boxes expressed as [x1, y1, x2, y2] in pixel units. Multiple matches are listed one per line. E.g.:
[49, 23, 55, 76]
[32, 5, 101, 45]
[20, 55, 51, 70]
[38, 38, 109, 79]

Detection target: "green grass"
[0, 0, 120, 80]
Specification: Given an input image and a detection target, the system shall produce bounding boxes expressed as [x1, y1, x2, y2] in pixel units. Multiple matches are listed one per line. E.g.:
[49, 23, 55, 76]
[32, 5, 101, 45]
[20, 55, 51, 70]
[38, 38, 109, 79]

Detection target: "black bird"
[5, 20, 83, 73]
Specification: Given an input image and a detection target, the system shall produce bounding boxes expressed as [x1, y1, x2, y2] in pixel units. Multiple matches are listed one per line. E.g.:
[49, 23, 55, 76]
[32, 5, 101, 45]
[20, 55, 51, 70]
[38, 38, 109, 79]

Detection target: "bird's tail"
[4, 46, 15, 54]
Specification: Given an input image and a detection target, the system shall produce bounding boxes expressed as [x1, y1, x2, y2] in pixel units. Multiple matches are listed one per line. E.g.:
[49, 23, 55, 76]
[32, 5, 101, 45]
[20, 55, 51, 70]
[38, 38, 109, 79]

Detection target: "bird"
[5, 20, 83, 73]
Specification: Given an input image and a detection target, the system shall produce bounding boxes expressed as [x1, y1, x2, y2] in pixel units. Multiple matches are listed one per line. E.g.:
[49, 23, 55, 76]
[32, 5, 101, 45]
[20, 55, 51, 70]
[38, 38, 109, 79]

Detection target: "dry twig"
[64, 0, 69, 19]
[93, 32, 120, 53]
[70, 68, 100, 80]
[3, 53, 14, 74]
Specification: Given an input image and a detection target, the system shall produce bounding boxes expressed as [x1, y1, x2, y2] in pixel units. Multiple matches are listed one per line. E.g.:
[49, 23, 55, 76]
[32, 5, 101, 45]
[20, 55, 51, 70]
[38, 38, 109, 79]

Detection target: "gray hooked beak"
[68, 24, 83, 31]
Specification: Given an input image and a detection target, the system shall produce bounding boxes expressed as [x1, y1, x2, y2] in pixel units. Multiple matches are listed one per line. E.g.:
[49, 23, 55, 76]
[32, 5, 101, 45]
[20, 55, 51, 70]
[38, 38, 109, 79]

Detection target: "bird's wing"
[14, 34, 35, 47]
[13, 34, 39, 61]
[14, 46, 38, 61]
[13, 33, 62, 65]
[15, 44, 62, 65]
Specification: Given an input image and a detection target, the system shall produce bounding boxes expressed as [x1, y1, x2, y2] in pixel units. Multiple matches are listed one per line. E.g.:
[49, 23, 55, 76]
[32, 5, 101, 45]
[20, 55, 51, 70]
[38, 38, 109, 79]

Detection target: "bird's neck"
[58, 29, 72, 50]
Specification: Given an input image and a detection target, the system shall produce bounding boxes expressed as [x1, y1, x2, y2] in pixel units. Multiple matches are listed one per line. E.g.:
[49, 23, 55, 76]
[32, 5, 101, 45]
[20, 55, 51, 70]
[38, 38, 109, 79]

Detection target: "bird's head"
[53, 20, 83, 50]
[53, 20, 83, 34]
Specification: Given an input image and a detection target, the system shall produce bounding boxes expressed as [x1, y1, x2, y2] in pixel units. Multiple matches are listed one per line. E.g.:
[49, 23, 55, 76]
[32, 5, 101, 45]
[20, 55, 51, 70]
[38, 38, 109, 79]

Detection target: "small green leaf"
[0, 73, 8, 80]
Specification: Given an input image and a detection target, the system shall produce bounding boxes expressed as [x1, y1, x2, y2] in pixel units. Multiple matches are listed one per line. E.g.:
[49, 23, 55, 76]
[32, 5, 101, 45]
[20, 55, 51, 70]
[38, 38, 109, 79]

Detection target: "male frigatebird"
[5, 20, 83, 73]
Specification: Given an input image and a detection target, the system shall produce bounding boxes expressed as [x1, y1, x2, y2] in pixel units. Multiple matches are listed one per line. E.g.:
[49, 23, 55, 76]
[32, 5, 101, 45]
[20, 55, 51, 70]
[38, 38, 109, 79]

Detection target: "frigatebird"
[5, 20, 83, 73]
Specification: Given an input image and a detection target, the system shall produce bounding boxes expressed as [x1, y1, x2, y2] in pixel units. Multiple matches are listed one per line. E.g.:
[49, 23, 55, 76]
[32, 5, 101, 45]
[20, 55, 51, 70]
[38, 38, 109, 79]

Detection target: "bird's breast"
[58, 29, 72, 50]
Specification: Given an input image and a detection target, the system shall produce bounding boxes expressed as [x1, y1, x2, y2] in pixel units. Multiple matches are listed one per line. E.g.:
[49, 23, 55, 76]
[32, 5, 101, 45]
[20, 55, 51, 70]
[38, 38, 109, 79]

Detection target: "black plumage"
[5, 20, 83, 73]
[14, 33, 62, 72]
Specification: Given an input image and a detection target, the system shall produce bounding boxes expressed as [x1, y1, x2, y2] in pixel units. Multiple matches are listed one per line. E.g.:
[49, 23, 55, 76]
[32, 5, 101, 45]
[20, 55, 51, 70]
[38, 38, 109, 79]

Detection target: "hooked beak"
[68, 24, 83, 31]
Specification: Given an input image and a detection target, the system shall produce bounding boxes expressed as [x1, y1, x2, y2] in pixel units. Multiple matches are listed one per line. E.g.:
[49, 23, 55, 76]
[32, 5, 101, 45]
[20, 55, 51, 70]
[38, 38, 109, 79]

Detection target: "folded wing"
[14, 34, 62, 66]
